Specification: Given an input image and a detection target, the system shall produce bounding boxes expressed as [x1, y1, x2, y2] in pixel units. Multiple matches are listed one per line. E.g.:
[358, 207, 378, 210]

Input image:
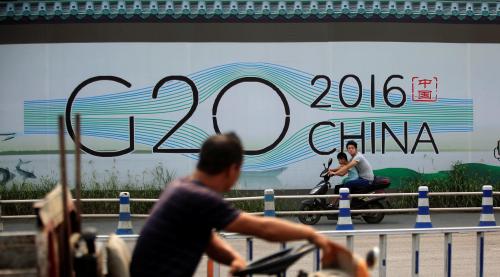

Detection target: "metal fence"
[218, 226, 500, 277]
[94, 226, 500, 277]
[2, 186, 499, 276]
[1, 190, 499, 220]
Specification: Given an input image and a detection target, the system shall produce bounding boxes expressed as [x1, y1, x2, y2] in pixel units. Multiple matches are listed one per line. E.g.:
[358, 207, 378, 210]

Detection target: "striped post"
[444, 233, 452, 277]
[264, 189, 275, 217]
[379, 234, 387, 277]
[336, 188, 353, 230]
[478, 185, 496, 226]
[246, 237, 253, 277]
[116, 192, 133, 235]
[312, 247, 320, 272]
[246, 237, 253, 262]
[415, 186, 432, 228]
[476, 232, 485, 277]
[412, 234, 420, 277]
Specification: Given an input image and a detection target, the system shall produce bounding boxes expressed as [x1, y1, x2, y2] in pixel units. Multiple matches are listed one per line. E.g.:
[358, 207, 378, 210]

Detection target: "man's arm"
[330, 165, 342, 172]
[329, 166, 347, 177]
[334, 160, 358, 176]
[328, 164, 345, 176]
[225, 213, 319, 242]
[225, 213, 347, 265]
[206, 232, 246, 272]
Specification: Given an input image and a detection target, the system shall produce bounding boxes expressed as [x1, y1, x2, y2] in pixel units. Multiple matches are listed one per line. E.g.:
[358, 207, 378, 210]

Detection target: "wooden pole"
[58, 115, 73, 276]
[74, 114, 82, 233]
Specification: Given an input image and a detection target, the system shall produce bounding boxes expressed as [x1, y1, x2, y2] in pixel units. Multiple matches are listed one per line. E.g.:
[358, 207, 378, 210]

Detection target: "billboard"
[0, 42, 499, 189]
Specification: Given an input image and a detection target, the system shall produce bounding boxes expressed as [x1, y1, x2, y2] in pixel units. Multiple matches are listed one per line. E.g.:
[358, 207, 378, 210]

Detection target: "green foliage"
[0, 164, 174, 216]
[1, 162, 498, 215]
[223, 190, 302, 213]
[392, 162, 499, 209]
[224, 190, 263, 213]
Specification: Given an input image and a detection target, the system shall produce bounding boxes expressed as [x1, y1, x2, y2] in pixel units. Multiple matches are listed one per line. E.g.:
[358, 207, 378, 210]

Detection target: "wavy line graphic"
[24, 62, 473, 171]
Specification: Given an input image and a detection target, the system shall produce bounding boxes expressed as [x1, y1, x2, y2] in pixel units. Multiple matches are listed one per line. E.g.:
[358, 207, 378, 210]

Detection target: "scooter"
[233, 243, 378, 277]
[298, 158, 390, 225]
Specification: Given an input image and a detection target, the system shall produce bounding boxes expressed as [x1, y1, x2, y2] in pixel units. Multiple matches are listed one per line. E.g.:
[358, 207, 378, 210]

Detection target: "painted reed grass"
[392, 162, 498, 209]
[0, 163, 175, 216]
[1, 162, 498, 216]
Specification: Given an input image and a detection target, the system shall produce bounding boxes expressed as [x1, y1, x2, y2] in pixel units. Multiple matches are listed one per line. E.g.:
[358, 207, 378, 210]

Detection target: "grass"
[224, 190, 303, 213]
[0, 164, 174, 216]
[0, 179, 297, 215]
[391, 162, 499, 209]
[373, 163, 500, 189]
[1, 162, 498, 216]
[0, 180, 167, 216]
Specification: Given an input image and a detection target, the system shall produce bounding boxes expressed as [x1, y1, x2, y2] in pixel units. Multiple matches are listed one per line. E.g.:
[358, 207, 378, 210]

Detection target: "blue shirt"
[342, 167, 359, 185]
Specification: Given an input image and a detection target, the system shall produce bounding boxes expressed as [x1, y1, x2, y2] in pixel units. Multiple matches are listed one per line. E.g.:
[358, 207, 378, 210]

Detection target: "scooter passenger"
[330, 152, 359, 194]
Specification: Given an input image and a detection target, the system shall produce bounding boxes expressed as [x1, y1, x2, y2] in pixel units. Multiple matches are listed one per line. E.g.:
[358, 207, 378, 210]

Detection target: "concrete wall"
[1, 22, 500, 44]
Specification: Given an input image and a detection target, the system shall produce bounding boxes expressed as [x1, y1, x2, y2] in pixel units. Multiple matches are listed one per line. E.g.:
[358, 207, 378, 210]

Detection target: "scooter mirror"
[327, 158, 333, 167]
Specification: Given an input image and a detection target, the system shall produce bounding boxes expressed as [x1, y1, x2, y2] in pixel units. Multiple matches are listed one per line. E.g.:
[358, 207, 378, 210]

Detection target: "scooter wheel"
[298, 203, 321, 225]
[362, 202, 385, 224]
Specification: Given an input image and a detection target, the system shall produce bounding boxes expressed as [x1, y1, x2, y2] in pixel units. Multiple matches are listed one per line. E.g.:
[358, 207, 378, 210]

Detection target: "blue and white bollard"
[264, 189, 276, 217]
[336, 188, 353, 230]
[415, 186, 432, 228]
[116, 192, 133, 235]
[479, 185, 496, 226]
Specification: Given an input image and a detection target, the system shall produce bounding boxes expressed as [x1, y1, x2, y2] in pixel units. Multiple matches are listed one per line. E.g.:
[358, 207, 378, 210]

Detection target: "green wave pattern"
[24, 63, 473, 171]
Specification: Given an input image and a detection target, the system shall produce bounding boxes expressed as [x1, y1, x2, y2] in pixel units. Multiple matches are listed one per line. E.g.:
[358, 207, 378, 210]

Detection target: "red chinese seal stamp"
[412, 77, 438, 102]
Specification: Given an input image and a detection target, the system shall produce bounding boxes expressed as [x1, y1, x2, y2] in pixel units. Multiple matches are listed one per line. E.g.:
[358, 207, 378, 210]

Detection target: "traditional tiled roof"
[1, 1, 499, 23]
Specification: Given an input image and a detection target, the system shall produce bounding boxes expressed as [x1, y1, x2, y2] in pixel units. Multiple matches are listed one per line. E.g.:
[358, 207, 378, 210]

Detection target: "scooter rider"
[130, 132, 347, 277]
[328, 140, 374, 194]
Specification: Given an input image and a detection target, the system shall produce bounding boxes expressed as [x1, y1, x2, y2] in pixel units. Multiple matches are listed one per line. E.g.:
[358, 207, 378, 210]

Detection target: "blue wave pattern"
[24, 62, 473, 171]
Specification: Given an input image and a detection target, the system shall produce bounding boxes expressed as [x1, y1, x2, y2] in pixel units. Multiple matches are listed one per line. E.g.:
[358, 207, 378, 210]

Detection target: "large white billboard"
[0, 42, 499, 189]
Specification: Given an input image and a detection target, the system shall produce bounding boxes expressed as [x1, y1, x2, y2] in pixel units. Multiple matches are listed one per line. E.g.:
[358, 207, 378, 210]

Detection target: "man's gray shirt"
[352, 152, 374, 181]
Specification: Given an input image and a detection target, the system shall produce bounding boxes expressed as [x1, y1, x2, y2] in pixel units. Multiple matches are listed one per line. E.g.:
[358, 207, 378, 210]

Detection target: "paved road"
[2, 212, 497, 234]
[2, 213, 500, 277]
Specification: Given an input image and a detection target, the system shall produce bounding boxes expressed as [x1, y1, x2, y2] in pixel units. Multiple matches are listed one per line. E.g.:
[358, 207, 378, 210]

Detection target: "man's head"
[197, 132, 243, 192]
[346, 140, 358, 156]
[336, 152, 348, 165]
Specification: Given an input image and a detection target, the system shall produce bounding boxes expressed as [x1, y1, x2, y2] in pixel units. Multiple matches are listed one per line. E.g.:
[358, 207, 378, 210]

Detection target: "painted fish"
[15, 159, 36, 181]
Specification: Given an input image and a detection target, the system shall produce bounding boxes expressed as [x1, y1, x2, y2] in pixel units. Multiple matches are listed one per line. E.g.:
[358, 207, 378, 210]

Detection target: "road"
[2, 212, 496, 234]
[2, 213, 500, 277]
